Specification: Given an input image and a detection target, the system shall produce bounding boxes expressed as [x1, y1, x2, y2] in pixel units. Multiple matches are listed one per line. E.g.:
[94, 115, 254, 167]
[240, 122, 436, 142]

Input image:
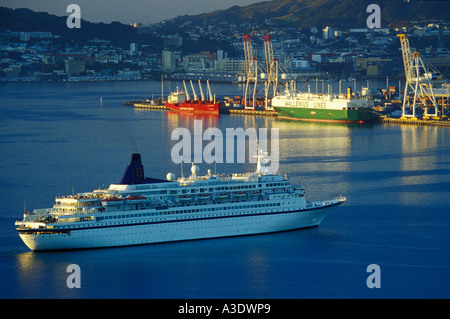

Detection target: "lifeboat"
[101, 197, 124, 205]
[179, 195, 193, 201]
[125, 195, 147, 203]
[233, 192, 246, 197]
[214, 193, 228, 199]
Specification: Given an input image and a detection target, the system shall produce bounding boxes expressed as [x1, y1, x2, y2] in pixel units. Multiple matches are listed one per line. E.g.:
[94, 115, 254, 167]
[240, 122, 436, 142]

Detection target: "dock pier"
[376, 117, 450, 127]
[219, 107, 278, 117]
[124, 100, 450, 126]
[124, 100, 168, 110]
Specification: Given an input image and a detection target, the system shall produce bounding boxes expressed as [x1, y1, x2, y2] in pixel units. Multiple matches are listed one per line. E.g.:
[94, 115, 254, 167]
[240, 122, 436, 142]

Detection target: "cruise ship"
[15, 153, 345, 251]
[272, 87, 374, 123]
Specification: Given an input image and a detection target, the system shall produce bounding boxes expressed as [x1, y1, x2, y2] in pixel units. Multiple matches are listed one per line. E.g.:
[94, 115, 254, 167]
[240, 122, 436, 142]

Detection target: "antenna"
[180, 156, 184, 179]
[161, 74, 164, 100]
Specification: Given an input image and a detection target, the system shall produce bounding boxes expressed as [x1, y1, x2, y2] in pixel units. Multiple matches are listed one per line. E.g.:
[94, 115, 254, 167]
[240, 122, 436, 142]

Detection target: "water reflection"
[14, 251, 82, 298]
[12, 240, 273, 298]
[273, 120, 353, 200]
[398, 125, 449, 206]
[165, 111, 219, 131]
[159, 111, 359, 200]
[244, 248, 270, 297]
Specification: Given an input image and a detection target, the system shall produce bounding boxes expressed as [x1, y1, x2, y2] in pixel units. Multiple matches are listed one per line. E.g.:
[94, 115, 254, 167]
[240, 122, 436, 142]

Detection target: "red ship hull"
[165, 100, 220, 114]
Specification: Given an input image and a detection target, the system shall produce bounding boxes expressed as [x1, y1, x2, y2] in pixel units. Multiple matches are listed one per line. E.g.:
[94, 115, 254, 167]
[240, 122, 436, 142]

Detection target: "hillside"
[0, 7, 138, 42]
[1, 1, 449, 40]
[171, 0, 450, 29]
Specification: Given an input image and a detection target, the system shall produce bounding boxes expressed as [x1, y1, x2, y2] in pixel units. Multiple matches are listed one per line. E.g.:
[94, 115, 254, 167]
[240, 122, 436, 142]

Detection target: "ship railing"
[32, 208, 58, 215]
[32, 206, 101, 217]
[57, 207, 101, 216]
[307, 201, 322, 208]
[220, 174, 259, 182]
[22, 213, 43, 222]
[306, 198, 342, 208]
[22, 210, 57, 223]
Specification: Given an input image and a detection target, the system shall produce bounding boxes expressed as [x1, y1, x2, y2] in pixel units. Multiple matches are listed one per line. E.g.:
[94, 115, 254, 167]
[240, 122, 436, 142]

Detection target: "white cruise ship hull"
[16, 153, 346, 252]
[18, 203, 340, 251]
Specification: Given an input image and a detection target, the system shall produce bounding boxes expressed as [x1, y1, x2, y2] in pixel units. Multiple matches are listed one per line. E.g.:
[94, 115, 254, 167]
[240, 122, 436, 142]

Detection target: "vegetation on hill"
[171, 0, 450, 29]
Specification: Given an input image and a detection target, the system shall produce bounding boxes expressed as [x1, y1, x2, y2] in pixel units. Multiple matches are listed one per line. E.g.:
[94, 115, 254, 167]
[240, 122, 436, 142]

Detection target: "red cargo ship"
[165, 81, 220, 115]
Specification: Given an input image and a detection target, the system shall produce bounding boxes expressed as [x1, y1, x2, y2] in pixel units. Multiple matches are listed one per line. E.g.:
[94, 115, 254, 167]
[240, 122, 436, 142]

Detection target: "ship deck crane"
[183, 80, 190, 101]
[198, 80, 205, 101]
[189, 80, 198, 101]
[398, 34, 439, 118]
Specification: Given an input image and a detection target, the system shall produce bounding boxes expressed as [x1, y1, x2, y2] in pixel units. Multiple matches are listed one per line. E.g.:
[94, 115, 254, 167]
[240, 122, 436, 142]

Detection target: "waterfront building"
[65, 58, 85, 76]
[214, 58, 246, 74]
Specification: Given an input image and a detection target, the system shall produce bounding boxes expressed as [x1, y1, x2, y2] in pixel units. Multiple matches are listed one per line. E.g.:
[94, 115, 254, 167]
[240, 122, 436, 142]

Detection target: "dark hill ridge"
[1, 0, 449, 39]
[171, 0, 450, 28]
[0, 7, 137, 42]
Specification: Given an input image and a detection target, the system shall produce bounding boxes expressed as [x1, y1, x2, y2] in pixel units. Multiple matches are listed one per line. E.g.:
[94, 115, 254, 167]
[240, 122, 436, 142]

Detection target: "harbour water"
[0, 80, 449, 299]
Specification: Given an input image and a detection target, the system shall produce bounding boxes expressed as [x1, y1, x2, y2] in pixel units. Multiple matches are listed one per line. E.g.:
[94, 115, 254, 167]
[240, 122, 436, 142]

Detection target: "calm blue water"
[0, 80, 449, 299]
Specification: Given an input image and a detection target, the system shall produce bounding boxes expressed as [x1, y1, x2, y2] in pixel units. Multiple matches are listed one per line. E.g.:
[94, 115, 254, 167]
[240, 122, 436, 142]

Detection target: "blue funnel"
[119, 154, 145, 185]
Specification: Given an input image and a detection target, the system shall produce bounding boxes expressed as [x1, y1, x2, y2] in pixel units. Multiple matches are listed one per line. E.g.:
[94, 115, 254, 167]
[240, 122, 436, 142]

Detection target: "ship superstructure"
[15, 153, 345, 251]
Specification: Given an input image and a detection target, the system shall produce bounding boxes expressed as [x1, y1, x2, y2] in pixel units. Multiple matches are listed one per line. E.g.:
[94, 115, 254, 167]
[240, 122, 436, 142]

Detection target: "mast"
[161, 74, 164, 100]
[253, 149, 270, 176]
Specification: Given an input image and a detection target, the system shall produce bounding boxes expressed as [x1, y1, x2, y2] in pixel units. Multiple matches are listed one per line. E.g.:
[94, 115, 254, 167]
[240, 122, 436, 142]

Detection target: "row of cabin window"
[97, 202, 282, 221]
[123, 182, 289, 197]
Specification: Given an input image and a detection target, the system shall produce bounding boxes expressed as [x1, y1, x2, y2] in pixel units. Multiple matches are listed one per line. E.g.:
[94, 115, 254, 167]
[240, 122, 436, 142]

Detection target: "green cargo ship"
[272, 88, 374, 123]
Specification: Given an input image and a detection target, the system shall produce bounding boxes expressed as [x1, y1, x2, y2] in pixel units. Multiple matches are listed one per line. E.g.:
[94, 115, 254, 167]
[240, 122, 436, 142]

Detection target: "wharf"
[376, 116, 450, 127]
[123, 100, 450, 125]
[124, 100, 168, 110]
[220, 107, 278, 117]
[123, 100, 277, 116]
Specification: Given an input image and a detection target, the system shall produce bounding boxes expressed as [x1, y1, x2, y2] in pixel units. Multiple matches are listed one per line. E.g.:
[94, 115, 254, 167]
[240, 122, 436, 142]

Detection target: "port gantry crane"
[243, 35, 261, 110]
[397, 34, 441, 118]
[242, 34, 289, 110]
[263, 35, 277, 110]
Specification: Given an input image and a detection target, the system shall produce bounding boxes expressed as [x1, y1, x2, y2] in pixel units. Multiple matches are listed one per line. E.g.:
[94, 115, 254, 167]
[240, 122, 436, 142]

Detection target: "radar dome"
[191, 164, 200, 176]
[166, 172, 176, 181]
